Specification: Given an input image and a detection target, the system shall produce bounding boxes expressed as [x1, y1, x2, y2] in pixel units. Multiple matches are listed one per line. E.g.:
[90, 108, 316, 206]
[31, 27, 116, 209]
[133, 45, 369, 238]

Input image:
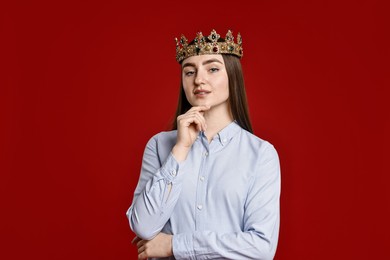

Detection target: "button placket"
[195, 144, 209, 231]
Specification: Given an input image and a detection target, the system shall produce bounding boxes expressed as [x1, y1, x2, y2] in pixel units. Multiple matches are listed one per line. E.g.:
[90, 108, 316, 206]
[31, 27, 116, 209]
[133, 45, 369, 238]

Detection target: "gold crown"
[175, 29, 243, 63]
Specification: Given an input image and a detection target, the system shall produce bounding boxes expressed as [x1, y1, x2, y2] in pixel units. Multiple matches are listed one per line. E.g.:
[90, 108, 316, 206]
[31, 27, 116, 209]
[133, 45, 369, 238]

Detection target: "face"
[181, 54, 229, 110]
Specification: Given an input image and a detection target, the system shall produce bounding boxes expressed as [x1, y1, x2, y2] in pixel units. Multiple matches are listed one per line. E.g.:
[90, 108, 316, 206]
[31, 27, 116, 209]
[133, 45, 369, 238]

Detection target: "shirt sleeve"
[172, 144, 281, 260]
[126, 134, 188, 240]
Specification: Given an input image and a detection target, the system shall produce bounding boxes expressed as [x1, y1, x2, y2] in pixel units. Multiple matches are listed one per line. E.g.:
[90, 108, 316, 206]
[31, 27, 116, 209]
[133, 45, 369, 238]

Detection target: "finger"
[137, 245, 145, 254]
[136, 239, 147, 248]
[192, 113, 207, 131]
[178, 114, 202, 129]
[138, 251, 147, 260]
[187, 105, 211, 113]
[185, 112, 206, 131]
[177, 113, 198, 126]
[186, 110, 206, 118]
[132, 236, 141, 244]
[188, 116, 204, 132]
[182, 111, 206, 123]
[178, 107, 208, 129]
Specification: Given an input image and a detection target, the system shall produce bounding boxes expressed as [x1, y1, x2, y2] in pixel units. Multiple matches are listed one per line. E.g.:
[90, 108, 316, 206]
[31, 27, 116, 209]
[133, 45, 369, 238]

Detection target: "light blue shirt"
[127, 122, 281, 259]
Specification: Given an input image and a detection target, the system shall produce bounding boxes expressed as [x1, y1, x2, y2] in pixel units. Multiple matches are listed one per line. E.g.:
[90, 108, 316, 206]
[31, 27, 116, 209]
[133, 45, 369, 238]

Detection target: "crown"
[175, 29, 243, 63]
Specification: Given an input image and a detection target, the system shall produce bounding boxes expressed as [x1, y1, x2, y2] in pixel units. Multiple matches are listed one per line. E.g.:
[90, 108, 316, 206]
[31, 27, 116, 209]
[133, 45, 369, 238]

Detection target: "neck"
[203, 103, 233, 143]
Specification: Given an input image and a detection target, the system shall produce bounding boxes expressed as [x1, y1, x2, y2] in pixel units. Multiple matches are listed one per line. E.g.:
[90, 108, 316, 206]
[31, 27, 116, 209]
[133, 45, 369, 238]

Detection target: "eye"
[184, 70, 195, 76]
[209, 67, 219, 73]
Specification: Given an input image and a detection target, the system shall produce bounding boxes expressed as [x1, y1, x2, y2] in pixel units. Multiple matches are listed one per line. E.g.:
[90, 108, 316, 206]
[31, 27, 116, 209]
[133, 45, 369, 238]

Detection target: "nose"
[194, 69, 206, 86]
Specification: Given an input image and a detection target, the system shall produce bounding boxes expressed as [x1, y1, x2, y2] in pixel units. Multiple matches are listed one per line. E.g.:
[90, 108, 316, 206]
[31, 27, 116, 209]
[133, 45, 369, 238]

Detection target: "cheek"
[219, 77, 230, 97]
[224, 87, 230, 100]
[182, 82, 190, 94]
[182, 83, 193, 100]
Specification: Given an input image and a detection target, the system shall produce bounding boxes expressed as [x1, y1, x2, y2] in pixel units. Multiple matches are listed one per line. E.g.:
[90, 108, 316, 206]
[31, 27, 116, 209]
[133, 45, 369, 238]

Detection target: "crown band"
[175, 29, 243, 63]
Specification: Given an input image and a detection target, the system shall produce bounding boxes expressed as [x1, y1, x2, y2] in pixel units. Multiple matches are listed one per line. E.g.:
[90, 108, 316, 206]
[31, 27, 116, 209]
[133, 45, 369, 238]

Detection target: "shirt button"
[197, 204, 203, 210]
[222, 138, 227, 143]
[204, 152, 209, 156]
[199, 176, 205, 182]
[171, 170, 176, 176]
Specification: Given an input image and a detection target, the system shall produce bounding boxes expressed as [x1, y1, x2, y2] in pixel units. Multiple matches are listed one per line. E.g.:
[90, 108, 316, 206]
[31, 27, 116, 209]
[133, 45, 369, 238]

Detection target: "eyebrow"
[182, 58, 224, 69]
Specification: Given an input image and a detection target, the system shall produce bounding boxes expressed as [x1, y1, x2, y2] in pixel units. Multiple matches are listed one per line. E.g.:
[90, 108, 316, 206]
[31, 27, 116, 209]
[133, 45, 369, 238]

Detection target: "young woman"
[127, 29, 281, 260]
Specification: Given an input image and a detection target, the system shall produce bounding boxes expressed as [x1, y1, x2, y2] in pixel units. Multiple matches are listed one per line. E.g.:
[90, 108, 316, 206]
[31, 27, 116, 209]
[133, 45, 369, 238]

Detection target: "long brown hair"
[172, 54, 253, 133]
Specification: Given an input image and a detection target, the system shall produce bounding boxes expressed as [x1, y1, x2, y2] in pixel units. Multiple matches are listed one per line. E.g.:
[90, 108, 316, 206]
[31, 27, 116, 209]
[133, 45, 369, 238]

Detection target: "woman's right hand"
[172, 106, 210, 161]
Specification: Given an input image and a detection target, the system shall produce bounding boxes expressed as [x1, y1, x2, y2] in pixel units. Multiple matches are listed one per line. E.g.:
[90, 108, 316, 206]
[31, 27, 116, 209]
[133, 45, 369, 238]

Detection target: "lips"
[194, 89, 211, 95]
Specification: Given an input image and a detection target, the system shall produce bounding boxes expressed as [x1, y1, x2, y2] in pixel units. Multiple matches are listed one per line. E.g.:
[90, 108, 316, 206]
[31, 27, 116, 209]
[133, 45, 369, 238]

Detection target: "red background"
[1, 0, 388, 259]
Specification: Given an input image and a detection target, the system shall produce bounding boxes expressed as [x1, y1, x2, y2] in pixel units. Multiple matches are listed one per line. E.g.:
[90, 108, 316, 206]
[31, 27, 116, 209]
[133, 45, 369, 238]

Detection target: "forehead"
[182, 54, 224, 66]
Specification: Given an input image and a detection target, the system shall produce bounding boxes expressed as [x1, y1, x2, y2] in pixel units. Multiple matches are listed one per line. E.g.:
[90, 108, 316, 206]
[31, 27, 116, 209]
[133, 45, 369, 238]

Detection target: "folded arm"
[126, 135, 187, 240]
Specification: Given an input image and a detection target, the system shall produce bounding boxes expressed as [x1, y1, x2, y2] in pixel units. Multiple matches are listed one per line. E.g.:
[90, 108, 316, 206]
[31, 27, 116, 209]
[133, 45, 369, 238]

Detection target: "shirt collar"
[197, 121, 241, 145]
[216, 121, 241, 146]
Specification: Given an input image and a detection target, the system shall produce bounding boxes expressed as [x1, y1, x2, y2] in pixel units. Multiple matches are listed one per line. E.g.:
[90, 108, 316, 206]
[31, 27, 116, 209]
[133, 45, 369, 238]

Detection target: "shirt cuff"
[160, 152, 187, 184]
[172, 233, 194, 260]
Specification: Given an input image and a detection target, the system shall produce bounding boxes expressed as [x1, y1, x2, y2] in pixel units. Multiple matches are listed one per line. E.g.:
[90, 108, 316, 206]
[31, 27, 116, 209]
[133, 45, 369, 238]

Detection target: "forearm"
[127, 153, 187, 240]
[134, 233, 173, 260]
[171, 144, 190, 162]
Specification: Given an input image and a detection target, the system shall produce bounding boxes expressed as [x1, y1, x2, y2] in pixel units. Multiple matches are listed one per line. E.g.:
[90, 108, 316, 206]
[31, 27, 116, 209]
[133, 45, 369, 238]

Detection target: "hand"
[132, 233, 173, 260]
[173, 106, 210, 161]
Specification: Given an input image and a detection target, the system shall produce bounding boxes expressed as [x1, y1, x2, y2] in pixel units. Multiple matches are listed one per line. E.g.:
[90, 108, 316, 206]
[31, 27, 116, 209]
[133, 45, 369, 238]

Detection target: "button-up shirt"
[127, 122, 281, 259]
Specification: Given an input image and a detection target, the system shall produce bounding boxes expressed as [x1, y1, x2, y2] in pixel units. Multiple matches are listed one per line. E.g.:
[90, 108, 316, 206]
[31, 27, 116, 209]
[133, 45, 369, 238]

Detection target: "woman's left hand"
[132, 233, 173, 260]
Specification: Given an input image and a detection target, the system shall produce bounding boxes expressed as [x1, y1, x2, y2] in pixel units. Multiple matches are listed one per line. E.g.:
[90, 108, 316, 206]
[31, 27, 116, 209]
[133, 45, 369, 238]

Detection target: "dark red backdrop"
[1, 0, 388, 259]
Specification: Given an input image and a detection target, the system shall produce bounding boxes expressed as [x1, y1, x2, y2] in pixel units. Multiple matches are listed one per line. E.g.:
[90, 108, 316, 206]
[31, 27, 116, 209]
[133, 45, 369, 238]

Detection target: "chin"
[191, 100, 210, 107]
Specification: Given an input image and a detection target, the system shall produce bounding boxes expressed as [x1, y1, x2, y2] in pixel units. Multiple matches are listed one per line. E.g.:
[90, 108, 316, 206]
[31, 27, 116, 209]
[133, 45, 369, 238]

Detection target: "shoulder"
[239, 130, 280, 182]
[145, 130, 178, 150]
[239, 128, 278, 158]
[150, 130, 177, 143]
[142, 130, 177, 161]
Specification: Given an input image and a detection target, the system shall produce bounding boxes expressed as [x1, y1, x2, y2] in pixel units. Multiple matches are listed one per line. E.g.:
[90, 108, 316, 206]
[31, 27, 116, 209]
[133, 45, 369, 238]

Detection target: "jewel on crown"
[175, 29, 243, 63]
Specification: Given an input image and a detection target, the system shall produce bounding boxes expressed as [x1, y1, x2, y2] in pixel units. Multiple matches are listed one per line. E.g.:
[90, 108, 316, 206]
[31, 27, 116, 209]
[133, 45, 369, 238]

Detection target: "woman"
[127, 29, 281, 260]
